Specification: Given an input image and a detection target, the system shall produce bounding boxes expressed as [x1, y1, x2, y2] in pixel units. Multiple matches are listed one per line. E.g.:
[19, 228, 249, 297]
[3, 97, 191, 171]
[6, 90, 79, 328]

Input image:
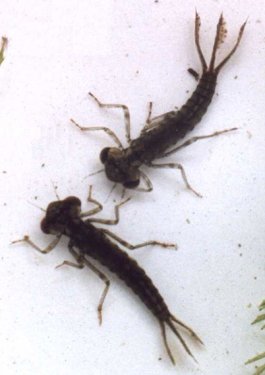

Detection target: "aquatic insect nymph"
[71, 13, 246, 194]
[13, 188, 202, 364]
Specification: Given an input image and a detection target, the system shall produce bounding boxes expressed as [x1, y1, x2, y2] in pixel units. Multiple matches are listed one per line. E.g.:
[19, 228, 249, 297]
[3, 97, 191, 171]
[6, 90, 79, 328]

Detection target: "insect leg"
[89, 92, 132, 145]
[80, 185, 103, 218]
[101, 228, 177, 250]
[58, 244, 110, 325]
[85, 197, 131, 225]
[135, 170, 153, 192]
[145, 101, 153, 124]
[140, 102, 155, 135]
[70, 118, 123, 149]
[161, 127, 238, 157]
[148, 162, 202, 198]
[11, 234, 61, 254]
[0, 36, 7, 65]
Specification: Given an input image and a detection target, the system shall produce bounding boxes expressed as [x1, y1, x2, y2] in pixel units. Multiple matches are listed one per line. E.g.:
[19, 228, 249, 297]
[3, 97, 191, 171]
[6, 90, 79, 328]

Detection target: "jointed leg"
[11, 234, 61, 254]
[0, 36, 7, 65]
[136, 170, 153, 192]
[145, 101, 153, 125]
[85, 197, 131, 225]
[70, 118, 123, 149]
[89, 92, 132, 144]
[80, 185, 103, 218]
[140, 102, 154, 135]
[149, 162, 202, 198]
[57, 244, 110, 325]
[102, 228, 177, 250]
[162, 127, 238, 157]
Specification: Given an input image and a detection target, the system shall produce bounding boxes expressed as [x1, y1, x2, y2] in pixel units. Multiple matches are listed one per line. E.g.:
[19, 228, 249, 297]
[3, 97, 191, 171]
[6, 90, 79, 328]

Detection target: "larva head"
[100, 147, 140, 189]
[41, 196, 81, 235]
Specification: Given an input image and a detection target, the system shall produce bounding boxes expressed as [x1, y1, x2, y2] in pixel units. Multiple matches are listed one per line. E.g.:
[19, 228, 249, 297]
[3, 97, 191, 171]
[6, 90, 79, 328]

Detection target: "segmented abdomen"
[72, 221, 171, 321]
[101, 245, 170, 320]
[127, 72, 217, 164]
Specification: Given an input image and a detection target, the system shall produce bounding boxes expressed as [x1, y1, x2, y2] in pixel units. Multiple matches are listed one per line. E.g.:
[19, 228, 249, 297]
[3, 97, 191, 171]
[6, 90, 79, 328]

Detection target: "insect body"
[13, 189, 202, 365]
[71, 13, 246, 194]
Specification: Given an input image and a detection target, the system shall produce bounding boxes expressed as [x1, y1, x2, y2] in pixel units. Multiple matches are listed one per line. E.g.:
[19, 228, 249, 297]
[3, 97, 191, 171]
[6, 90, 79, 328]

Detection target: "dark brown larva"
[13, 189, 202, 365]
[71, 13, 246, 195]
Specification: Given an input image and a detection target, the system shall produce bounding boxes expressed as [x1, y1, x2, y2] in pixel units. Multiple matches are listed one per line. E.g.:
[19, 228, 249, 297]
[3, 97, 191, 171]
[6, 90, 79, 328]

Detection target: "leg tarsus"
[135, 170, 153, 192]
[85, 197, 131, 225]
[89, 92, 132, 145]
[11, 234, 61, 254]
[0, 36, 7, 65]
[80, 185, 103, 218]
[101, 228, 177, 250]
[67, 245, 110, 325]
[70, 118, 123, 149]
[140, 102, 154, 135]
[148, 162, 202, 198]
[55, 259, 85, 269]
[162, 127, 238, 157]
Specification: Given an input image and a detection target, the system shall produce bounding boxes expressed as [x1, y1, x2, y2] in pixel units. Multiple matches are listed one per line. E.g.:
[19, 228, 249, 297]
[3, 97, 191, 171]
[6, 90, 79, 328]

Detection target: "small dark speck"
[225, 349, 229, 355]
[158, 357, 162, 361]
[238, 243, 242, 248]
[254, 276, 257, 280]
[174, 106, 179, 110]
[186, 218, 190, 224]
[256, 19, 261, 23]
[41, 163, 45, 168]
[2, 170, 7, 174]
[136, 70, 139, 75]
[186, 90, 189, 94]
[125, 53, 129, 57]
[239, 253, 242, 257]
[155, 0, 159, 3]
[234, 75, 238, 80]
[216, 92, 219, 96]
[247, 130, 252, 139]
[34, 196, 38, 200]
[3, 202, 7, 206]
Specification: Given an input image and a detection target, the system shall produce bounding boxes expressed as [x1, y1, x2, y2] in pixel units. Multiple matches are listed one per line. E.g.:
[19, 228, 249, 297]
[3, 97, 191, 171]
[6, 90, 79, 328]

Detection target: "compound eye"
[100, 147, 110, 163]
[41, 218, 50, 234]
[64, 196, 81, 207]
[123, 179, 140, 189]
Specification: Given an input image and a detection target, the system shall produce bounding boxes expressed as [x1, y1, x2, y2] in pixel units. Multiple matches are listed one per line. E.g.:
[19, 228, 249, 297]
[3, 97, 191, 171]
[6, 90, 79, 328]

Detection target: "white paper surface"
[0, 1, 264, 374]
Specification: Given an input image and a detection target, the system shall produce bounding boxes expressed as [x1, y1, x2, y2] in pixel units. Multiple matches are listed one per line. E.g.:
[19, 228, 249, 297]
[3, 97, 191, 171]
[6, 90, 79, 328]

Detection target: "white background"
[0, 1, 264, 374]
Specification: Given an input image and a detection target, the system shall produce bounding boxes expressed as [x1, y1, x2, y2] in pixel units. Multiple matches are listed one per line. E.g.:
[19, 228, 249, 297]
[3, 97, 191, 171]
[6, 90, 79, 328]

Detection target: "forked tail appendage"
[160, 313, 203, 365]
[195, 12, 246, 74]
